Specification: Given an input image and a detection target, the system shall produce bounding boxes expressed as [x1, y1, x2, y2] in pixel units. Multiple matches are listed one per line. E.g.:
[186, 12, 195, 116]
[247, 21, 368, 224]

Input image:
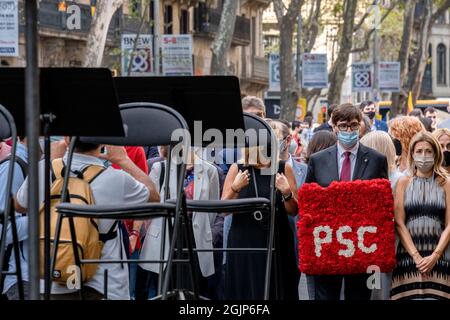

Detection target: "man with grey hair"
[241, 96, 266, 118]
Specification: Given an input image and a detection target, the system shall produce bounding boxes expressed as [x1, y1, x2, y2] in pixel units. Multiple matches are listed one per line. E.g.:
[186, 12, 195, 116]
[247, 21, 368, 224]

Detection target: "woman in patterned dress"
[391, 131, 450, 300]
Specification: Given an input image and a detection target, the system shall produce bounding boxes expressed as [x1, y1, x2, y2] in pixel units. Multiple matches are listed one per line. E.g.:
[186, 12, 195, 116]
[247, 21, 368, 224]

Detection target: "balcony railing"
[38, 0, 92, 34]
[18, 1, 142, 40]
[193, 7, 251, 45]
[121, 14, 153, 34]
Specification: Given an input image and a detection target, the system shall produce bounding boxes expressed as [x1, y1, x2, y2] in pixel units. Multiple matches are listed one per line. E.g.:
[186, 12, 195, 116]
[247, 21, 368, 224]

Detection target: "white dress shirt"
[336, 142, 359, 180]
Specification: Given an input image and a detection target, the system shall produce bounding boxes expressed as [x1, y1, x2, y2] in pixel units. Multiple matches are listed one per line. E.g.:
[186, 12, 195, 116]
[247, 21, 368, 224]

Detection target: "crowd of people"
[1, 98, 450, 300]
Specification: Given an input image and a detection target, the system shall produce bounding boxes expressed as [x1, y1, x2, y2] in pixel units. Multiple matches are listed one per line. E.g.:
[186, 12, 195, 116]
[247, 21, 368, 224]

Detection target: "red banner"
[297, 179, 396, 275]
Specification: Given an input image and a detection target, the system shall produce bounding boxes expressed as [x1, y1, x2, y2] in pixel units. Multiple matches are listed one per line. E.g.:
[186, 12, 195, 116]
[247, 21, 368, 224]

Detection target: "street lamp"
[58, 1, 67, 30]
[57, 0, 67, 12]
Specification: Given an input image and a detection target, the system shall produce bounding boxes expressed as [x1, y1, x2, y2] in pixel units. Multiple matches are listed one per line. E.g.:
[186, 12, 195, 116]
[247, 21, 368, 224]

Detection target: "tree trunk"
[407, 0, 432, 103]
[327, 0, 357, 105]
[210, 0, 238, 75]
[303, 0, 322, 53]
[390, 0, 416, 116]
[279, 20, 297, 120]
[408, 0, 450, 102]
[83, 0, 124, 67]
[127, 4, 150, 76]
[273, 0, 304, 121]
[300, 0, 322, 106]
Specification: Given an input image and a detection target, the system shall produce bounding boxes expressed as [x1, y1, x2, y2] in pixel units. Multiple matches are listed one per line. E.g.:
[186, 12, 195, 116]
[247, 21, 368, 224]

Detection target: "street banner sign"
[269, 54, 280, 92]
[296, 97, 307, 121]
[298, 179, 396, 274]
[0, 0, 19, 57]
[121, 34, 154, 76]
[302, 53, 328, 89]
[264, 97, 281, 119]
[379, 61, 400, 92]
[161, 34, 193, 76]
[352, 63, 372, 92]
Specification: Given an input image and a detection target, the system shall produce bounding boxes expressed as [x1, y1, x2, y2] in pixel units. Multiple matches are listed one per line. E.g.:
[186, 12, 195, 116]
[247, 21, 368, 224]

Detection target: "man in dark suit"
[359, 100, 388, 132]
[305, 103, 388, 300]
[314, 104, 337, 133]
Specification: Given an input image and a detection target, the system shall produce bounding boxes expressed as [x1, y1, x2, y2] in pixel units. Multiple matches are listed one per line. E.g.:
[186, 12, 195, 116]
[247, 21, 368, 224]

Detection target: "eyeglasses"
[336, 123, 360, 132]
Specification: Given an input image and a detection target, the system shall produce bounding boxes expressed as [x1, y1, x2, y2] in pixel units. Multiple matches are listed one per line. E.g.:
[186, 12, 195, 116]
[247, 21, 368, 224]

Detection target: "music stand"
[0, 67, 124, 299]
[113, 76, 279, 300]
[114, 76, 243, 298]
[113, 76, 245, 148]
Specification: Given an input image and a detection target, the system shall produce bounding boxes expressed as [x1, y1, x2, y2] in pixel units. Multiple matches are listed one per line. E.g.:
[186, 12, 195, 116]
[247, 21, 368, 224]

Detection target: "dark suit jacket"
[313, 122, 333, 133]
[305, 143, 388, 187]
[374, 119, 388, 132]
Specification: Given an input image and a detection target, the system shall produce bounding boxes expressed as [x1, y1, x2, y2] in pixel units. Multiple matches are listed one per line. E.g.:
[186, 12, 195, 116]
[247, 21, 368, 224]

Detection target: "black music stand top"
[0, 68, 124, 137]
[113, 76, 245, 147]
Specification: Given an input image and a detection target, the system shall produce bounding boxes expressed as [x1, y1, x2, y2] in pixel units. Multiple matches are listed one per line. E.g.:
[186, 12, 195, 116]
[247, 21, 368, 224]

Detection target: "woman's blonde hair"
[432, 128, 450, 142]
[266, 119, 290, 140]
[240, 146, 272, 168]
[407, 131, 448, 185]
[360, 131, 396, 175]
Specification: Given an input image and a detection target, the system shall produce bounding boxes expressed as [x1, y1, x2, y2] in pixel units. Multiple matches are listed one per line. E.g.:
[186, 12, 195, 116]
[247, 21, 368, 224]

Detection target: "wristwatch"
[282, 191, 293, 202]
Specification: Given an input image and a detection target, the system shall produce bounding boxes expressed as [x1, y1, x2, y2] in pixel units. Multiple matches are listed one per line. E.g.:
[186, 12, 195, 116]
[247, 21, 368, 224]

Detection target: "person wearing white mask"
[391, 131, 450, 300]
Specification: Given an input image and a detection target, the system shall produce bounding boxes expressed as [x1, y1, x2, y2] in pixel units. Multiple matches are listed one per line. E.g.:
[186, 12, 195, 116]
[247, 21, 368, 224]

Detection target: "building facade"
[154, 0, 270, 97]
[424, 8, 450, 99]
[0, 0, 269, 97]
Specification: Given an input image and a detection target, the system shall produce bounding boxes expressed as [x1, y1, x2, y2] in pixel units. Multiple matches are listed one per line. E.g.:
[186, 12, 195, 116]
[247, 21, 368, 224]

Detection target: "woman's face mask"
[278, 136, 288, 153]
[413, 141, 435, 173]
[413, 155, 435, 172]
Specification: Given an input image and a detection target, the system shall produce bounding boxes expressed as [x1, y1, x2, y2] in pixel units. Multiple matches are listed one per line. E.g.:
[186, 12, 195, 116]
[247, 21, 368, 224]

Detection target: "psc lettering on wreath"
[297, 179, 396, 275]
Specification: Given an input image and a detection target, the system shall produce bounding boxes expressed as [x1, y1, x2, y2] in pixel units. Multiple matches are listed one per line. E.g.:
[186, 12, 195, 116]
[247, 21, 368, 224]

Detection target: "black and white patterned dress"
[391, 176, 450, 300]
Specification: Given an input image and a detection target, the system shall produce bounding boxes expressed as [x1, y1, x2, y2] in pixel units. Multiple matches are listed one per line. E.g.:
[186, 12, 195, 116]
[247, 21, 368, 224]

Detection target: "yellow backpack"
[39, 158, 108, 284]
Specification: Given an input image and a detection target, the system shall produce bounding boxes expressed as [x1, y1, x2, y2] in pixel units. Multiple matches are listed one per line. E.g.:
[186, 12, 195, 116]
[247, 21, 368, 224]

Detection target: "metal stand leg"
[181, 194, 200, 300]
[9, 202, 24, 300]
[67, 216, 84, 300]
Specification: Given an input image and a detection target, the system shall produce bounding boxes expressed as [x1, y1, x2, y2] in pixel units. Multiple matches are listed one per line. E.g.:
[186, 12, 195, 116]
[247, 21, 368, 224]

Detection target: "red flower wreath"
[297, 179, 396, 275]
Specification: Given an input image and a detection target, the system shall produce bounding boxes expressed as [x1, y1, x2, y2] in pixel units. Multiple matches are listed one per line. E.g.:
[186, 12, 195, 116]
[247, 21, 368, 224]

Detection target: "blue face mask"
[337, 130, 359, 149]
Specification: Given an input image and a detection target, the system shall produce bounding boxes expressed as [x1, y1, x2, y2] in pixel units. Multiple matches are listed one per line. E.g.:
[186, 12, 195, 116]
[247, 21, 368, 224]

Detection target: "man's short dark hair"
[409, 108, 423, 117]
[328, 104, 338, 118]
[291, 120, 301, 130]
[332, 103, 362, 125]
[424, 107, 436, 115]
[419, 116, 433, 132]
[277, 119, 291, 128]
[304, 116, 313, 126]
[74, 141, 100, 153]
[359, 100, 375, 111]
